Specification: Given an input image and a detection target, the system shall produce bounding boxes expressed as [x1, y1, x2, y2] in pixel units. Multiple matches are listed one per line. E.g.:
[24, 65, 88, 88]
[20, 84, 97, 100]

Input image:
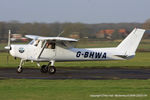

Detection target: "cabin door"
[40, 41, 56, 60]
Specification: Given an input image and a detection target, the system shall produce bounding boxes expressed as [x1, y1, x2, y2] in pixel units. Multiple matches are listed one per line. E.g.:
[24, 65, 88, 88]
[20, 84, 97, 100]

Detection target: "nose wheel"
[17, 66, 23, 73]
[17, 59, 24, 73]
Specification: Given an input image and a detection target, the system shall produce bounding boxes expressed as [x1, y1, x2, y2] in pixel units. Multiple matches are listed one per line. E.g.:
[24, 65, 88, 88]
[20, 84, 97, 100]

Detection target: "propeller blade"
[4, 30, 11, 50]
[8, 30, 11, 46]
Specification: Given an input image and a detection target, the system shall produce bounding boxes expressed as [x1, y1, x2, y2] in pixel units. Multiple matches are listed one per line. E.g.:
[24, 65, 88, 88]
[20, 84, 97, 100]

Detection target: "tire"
[40, 65, 48, 73]
[17, 66, 23, 73]
[48, 66, 56, 74]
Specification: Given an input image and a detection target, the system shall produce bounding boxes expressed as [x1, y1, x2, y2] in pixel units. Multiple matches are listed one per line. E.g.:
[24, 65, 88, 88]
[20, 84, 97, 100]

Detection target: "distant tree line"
[0, 21, 146, 41]
[143, 18, 150, 30]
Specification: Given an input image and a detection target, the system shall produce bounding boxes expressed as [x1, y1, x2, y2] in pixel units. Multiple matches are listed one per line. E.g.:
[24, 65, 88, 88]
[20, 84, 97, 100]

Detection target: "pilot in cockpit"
[45, 42, 55, 49]
[34, 40, 40, 46]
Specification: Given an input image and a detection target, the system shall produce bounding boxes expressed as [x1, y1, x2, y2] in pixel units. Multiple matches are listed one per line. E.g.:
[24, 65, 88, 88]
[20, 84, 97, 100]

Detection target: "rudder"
[117, 28, 145, 55]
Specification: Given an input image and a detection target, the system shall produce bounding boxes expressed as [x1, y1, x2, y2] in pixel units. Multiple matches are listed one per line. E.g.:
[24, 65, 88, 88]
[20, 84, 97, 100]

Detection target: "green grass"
[0, 43, 7, 50]
[0, 79, 149, 100]
[0, 52, 150, 68]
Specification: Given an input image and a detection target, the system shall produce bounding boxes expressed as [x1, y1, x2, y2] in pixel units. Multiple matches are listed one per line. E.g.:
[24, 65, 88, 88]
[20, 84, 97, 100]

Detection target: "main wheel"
[48, 66, 56, 74]
[40, 65, 48, 73]
[17, 66, 23, 73]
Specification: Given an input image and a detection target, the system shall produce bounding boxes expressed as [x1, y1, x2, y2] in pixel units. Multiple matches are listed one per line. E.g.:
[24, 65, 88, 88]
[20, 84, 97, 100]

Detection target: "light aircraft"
[5, 28, 145, 74]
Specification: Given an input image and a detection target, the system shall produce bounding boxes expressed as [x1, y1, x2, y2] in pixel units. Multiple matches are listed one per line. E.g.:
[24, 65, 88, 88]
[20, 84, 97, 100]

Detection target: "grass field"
[0, 79, 149, 100]
[0, 39, 150, 100]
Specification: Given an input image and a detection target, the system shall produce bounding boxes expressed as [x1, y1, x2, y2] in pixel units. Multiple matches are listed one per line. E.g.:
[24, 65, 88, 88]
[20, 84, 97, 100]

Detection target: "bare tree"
[143, 18, 150, 29]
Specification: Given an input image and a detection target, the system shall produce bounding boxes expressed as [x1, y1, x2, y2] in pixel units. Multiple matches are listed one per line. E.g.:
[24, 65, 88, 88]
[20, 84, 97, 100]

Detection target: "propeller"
[4, 30, 11, 50]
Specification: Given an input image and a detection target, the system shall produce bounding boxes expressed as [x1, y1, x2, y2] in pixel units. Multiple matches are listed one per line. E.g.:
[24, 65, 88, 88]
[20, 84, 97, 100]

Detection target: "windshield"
[29, 40, 35, 45]
[28, 39, 40, 46]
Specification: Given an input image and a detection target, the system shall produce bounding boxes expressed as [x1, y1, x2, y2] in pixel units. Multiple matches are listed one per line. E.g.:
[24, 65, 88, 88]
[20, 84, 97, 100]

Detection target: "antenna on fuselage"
[57, 30, 64, 37]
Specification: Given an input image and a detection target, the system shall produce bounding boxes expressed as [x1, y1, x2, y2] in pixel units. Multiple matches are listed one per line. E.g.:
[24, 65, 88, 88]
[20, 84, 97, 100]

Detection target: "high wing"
[25, 35, 78, 42]
[38, 37, 78, 42]
[25, 35, 41, 40]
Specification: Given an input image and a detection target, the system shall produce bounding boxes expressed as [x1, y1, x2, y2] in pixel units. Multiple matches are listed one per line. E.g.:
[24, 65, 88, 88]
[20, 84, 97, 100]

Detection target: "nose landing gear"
[17, 59, 24, 73]
[17, 66, 23, 73]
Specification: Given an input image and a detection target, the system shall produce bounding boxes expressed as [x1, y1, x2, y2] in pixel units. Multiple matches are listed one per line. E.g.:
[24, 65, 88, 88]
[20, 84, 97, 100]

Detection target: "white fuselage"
[9, 43, 134, 62]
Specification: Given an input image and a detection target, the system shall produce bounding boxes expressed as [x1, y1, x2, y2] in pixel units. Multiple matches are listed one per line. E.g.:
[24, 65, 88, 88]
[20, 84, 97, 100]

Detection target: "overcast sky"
[0, 0, 150, 23]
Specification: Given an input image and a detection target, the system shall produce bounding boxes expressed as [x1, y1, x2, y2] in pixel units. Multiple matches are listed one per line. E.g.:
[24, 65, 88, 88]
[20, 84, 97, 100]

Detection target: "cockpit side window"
[45, 41, 56, 49]
[57, 41, 76, 48]
[51, 42, 56, 49]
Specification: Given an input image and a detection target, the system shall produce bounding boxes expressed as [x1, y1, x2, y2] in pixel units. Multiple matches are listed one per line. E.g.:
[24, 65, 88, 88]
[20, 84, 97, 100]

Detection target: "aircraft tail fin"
[116, 28, 145, 55]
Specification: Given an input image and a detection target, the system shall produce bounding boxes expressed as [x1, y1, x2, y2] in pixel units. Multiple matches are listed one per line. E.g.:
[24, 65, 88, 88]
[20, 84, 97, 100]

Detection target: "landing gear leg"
[17, 59, 24, 73]
[48, 60, 56, 74]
